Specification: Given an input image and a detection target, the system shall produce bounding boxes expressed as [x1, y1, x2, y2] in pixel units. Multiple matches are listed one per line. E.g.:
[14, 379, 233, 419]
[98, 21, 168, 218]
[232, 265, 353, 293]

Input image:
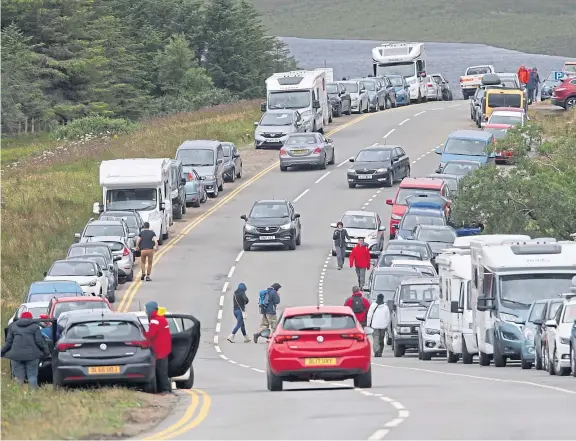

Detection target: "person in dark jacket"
[333, 221, 350, 270]
[227, 283, 250, 343]
[144, 301, 172, 394]
[344, 286, 371, 326]
[254, 283, 281, 343]
[1, 312, 49, 387]
[530, 68, 541, 102]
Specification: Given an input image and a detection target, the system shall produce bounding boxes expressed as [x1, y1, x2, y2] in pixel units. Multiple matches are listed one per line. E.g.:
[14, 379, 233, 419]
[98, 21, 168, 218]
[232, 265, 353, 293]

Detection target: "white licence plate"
[266, 139, 281, 143]
[358, 175, 372, 179]
[260, 235, 276, 240]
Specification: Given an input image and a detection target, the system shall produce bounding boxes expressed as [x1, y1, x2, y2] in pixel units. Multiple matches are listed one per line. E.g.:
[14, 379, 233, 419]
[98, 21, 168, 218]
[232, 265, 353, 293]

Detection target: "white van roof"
[372, 42, 424, 64]
[436, 253, 472, 280]
[266, 70, 325, 92]
[478, 241, 576, 272]
[100, 158, 170, 187]
[452, 234, 531, 249]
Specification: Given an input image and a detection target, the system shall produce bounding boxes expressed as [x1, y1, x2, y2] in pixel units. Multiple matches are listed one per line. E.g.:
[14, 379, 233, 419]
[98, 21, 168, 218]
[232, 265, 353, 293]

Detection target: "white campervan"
[372, 42, 427, 104]
[438, 234, 531, 364]
[264, 70, 330, 133]
[471, 239, 576, 367]
[93, 158, 172, 244]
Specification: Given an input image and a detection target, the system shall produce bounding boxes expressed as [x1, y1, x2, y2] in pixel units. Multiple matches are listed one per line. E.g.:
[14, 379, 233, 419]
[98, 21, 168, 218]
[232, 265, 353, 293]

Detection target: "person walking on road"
[227, 283, 250, 343]
[517, 65, 529, 88]
[349, 238, 371, 288]
[137, 222, 158, 281]
[333, 221, 350, 270]
[344, 286, 371, 326]
[144, 301, 172, 394]
[254, 283, 281, 343]
[1, 311, 49, 388]
[367, 293, 391, 357]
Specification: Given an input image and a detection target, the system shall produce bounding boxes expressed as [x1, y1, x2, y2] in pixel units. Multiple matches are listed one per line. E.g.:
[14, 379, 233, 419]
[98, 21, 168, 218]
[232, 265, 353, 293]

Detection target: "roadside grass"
[250, 0, 576, 57]
[1, 133, 59, 166]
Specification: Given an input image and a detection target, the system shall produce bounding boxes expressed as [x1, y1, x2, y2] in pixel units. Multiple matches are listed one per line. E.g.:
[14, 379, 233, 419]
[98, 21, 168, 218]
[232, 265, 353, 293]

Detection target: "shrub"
[50, 116, 138, 141]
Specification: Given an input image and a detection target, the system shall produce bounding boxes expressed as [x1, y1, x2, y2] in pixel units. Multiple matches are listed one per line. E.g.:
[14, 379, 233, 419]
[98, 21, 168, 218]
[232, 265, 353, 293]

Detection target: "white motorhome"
[439, 234, 531, 364]
[93, 158, 172, 244]
[372, 43, 427, 103]
[314, 67, 334, 83]
[264, 70, 330, 133]
[471, 239, 576, 367]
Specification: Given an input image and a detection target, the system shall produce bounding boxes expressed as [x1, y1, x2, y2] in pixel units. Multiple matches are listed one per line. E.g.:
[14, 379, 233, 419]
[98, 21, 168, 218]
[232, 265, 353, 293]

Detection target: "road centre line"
[235, 250, 244, 262]
[383, 129, 395, 138]
[293, 188, 309, 202]
[227, 266, 235, 278]
[315, 172, 331, 184]
[221, 281, 229, 293]
[398, 118, 410, 126]
[413, 111, 426, 116]
[337, 159, 350, 167]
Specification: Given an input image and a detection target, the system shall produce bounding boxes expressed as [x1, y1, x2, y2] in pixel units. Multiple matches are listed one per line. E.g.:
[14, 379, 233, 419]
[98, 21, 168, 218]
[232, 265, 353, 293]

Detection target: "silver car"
[416, 300, 445, 360]
[254, 109, 308, 149]
[93, 237, 135, 282]
[279, 133, 335, 171]
[67, 254, 116, 303]
[76, 219, 136, 249]
[182, 167, 207, 208]
[331, 210, 386, 256]
[340, 81, 369, 113]
[351, 78, 386, 112]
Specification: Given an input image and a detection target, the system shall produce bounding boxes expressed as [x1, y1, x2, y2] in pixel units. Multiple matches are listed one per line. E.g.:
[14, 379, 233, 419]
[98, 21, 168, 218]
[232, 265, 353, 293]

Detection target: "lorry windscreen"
[376, 62, 415, 78]
[106, 189, 157, 211]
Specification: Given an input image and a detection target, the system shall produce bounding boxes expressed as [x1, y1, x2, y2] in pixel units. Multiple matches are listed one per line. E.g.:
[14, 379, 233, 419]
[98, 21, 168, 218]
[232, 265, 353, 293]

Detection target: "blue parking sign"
[553, 71, 565, 81]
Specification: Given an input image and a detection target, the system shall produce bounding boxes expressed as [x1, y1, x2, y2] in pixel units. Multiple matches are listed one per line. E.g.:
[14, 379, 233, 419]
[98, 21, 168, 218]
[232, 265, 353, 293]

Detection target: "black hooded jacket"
[233, 287, 249, 312]
[1, 319, 49, 361]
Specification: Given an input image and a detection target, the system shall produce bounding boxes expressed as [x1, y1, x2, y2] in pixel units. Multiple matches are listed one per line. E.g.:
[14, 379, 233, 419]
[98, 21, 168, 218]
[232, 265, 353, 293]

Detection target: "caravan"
[471, 239, 576, 367]
[264, 70, 330, 133]
[93, 159, 172, 245]
[372, 43, 427, 104]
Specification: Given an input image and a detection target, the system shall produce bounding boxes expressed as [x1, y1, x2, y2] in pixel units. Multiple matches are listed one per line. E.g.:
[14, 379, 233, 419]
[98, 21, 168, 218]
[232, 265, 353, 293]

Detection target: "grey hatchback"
[222, 142, 243, 183]
[279, 133, 335, 171]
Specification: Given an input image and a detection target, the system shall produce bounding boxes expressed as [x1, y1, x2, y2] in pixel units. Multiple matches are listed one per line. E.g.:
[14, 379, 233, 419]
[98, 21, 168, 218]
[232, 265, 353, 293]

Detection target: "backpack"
[259, 289, 270, 312]
[350, 296, 365, 314]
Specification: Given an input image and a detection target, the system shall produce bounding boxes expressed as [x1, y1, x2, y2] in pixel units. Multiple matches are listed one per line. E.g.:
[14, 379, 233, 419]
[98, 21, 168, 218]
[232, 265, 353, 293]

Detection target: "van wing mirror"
[92, 202, 103, 215]
[476, 296, 495, 311]
[450, 300, 461, 314]
[260, 103, 266, 112]
[416, 315, 425, 321]
[545, 319, 557, 328]
[312, 100, 321, 109]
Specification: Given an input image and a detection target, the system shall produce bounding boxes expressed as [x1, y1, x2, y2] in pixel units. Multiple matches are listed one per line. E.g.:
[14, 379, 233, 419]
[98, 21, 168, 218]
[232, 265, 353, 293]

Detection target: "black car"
[241, 200, 301, 251]
[347, 145, 410, 188]
[99, 210, 144, 237]
[67, 242, 121, 285]
[327, 82, 352, 117]
[431, 74, 453, 101]
[376, 76, 398, 108]
[52, 310, 200, 391]
[412, 225, 457, 256]
[470, 87, 485, 121]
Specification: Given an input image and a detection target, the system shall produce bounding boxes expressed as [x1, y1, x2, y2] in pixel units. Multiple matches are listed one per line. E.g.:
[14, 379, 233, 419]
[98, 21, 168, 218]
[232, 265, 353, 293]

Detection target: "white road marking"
[293, 189, 309, 202]
[227, 266, 235, 278]
[219, 354, 228, 360]
[219, 295, 225, 307]
[368, 429, 390, 440]
[213, 335, 219, 344]
[411, 160, 418, 164]
[228, 360, 237, 364]
[392, 401, 405, 410]
[337, 159, 350, 167]
[315, 172, 331, 184]
[251, 367, 265, 373]
[413, 111, 426, 116]
[222, 281, 229, 292]
[214, 346, 221, 353]
[383, 128, 395, 138]
[380, 396, 394, 403]
[217, 309, 223, 320]
[398, 410, 410, 418]
[372, 142, 379, 146]
[238, 364, 249, 368]
[384, 418, 404, 428]
[398, 118, 410, 126]
[448, 104, 461, 108]
[235, 250, 244, 262]
[215, 322, 221, 333]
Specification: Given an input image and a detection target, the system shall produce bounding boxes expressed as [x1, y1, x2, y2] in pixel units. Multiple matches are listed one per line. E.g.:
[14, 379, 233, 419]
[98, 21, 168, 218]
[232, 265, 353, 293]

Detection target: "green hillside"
[249, 0, 576, 57]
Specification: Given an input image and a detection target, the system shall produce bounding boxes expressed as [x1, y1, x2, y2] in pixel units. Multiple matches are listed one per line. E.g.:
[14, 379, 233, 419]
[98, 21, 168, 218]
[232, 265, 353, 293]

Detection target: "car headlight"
[204, 175, 215, 180]
[279, 223, 291, 230]
[347, 169, 356, 174]
[559, 337, 570, 345]
[376, 168, 387, 173]
[366, 232, 377, 239]
[244, 224, 257, 232]
[300, 110, 313, 119]
[523, 328, 534, 341]
[500, 313, 518, 322]
[425, 328, 440, 335]
[391, 214, 402, 220]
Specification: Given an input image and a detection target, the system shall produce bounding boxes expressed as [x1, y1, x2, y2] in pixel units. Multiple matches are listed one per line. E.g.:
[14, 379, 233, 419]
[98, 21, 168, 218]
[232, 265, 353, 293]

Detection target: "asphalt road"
[120, 102, 576, 440]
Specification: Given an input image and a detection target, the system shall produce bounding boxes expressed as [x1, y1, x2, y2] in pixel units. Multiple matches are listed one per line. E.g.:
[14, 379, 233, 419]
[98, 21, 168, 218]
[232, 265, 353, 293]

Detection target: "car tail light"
[188, 173, 194, 181]
[123, 247, 130, 256]
[57, 343, 82, 352]
[428, 83, 433, 88]
[313, 147, 322, 154]
[274, 335, 299, 343]
[125, 340, 150, 349]
[340, 333, 365, 342]
[280, 148, 286, 155]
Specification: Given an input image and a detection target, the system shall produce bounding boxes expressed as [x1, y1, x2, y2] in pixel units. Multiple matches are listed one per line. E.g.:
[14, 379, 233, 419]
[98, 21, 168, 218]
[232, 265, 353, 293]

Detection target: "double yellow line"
[141, 389, 211, 440]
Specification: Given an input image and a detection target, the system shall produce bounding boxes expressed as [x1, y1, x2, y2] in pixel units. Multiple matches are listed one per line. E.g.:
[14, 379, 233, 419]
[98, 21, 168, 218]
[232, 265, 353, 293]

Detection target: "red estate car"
[483, 123, 514, 164]
[266, 306, 372, 391]
[551, 77, 576, 110]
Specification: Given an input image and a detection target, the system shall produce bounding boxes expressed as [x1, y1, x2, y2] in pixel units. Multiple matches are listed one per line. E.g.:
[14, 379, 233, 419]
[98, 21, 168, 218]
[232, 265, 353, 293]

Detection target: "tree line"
[1, 0, 297, 135]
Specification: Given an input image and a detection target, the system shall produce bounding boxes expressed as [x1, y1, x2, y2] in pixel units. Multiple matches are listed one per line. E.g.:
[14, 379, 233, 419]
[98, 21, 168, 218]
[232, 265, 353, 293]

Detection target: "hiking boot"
[227, 334, 235, 343]
[146, 276, 151, 281]
[253, 333, 259, 343]
[244, 335, 251, 343]
[140, 274, 145, 281]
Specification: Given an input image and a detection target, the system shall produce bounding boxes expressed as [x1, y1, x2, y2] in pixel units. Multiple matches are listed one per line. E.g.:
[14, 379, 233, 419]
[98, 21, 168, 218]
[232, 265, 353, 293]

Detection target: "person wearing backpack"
[344, 286, 371, 327]
[367, 293, 391, 357]
[333, 221, 350, 270]
[254, 283, 281, 343]
[349, 238, 371, 288]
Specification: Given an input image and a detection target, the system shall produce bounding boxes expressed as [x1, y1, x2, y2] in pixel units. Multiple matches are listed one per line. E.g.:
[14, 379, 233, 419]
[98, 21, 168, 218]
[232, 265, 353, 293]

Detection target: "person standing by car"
[344, 286, 371, 327]
[254, 283, 281, 343]
[144, 301, 172, 394]
[227, 283, 250, 343]
[333, 221, 350, 270]
[349, 238, 371, 288]
[531, 68, 541, 101]
[1, 311, 49, 388]
[136, 222, 158, 282]
[517, 65, 529, 88]
[367, 293, 391, 357]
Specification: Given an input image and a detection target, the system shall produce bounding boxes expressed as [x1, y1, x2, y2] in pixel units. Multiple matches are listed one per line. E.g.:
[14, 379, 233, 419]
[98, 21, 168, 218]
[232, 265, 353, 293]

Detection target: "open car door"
[164, 314, 201, 378]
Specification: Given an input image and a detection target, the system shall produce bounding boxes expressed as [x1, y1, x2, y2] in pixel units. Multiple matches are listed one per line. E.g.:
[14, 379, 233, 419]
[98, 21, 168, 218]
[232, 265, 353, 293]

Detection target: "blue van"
[25, 280, 85, 302]
[435, 130, 494, 172]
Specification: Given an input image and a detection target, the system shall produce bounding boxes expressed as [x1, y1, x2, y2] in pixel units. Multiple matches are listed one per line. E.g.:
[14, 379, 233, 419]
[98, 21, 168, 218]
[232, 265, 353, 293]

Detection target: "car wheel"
[280, 165, 288, 172]
[446, 349, 458, 363]
[127, 269, 134, 282]
[417, 338, 423, 360]
[243, 241, 251, 251]
[393, 341, 405, 357]
[176, 367, 194, 389]
[143, 372, 157, 394]
[218, 179, 224, 191]
[229, 169, 236, 183]
[210, 186, 218, 198]
[266, 367, 283, 391]
[461, 338, 473, 364]
[535, 344, 543, 370]
[288, 236, 297, 250]
[158, 230, 164, 245]
[182, 200, 187, 214]
[405, 166, 411, 178]
[345, 103, 351, 115]
[162, 229, 169, 241]
[391, 97, 397, 108]
[174, 204, 183, 220]
[493, 338, 506, 367]
[546, 346, 555, 375]
[328, 149, 335, 165]
[296, 231, 301, 246]
[319, 154, 327, 170]
[385, 171, 394, 187]
[52, 370, 63, 390]
[192, 198, 200, 208]
[353, 367, 372, 388]
[571, 346, 576, 377]
[236, 165, 243, 179]
[422, 348, 432, 361]
[520, 353, 533, 370]
[348, 183, 356, 189]
[554, 349, 569, 376]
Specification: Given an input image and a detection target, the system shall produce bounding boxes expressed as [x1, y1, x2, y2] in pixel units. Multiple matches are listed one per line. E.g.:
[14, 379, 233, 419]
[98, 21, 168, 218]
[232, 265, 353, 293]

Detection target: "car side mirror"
[349, 157, 354, 162]
[364, 326, 374, 335]
[128, 233, 136, 238]
[386, 199, 393, 206]
[330, 223, 337, 228]
[74, 233, 81, 242]
[240, 214, 247, 221]
[97, 271, 103, 277]
[326, 138, 333, 143]
[362, 285, 370, 292]
[260, 103, 266, 112]
[233, 152, 240, 158]
[360, 88, 366, 93]
[217, 158, 223, 164]
[532, 318, 543, 326]
[113, 256, 121, 262]
[312, 100, 321, 109]
[109, 264, 115, 271]
[420, 71, 427, 77]
[378, 226, 386, 231]
[181, 178, 187, 184]
[435, 146, 443, 154]
[545, 319, 557, 328]
[416, 315, 425, 321]
[294, 213, 300, 218]
[254, 121, 259, 127]
[514, 318, 526, 325]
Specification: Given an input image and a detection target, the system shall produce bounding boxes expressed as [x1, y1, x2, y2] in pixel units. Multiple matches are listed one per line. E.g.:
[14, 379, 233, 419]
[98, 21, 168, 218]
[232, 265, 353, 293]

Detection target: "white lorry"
[263, 70, 330, 133]
[438, 234, 530, 364]
[471, 238, 576, 367]
[459, 65, 496, 99]
[371, 42, 427, 104]
[93, 158, 172, 244]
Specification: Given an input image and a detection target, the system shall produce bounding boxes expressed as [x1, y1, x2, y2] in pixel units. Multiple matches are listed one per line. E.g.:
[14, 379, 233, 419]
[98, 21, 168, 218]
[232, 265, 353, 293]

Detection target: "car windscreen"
[528, 302, 546, 323]
[547, 301, 563, 319]
[49, 261, 97, 276]
[428, 303, 440, 319]
[28, 292, 79, 302]
[341, 215, 377, 230]
[362, 81, 376, 91]
[386, 243, 431, 259]
[443, 138, 487, 156]
[249, 202, 289, 219]
[395, 188, 440, 205]
[53, 301, 107, 318]
[399, 284, 439, 304]
[101, 242, 124, 252]
[400, 214, 445, 231]
[374, 274, 412, 291]
[379, 254, 421, 266]
[499, 273, 575, 308]
[415, 228, 457, 244]
[355, 150, 390, 162]
[489, 115, 522, 126]
[23, 306, 48, 318]
[177, 149, 215, 166]
[388, 77, 404, 87]
[106, 188, 157, 211]
[65, 320, 143, 340]
[285, 134, 317, 145]
[260, 112, 294, 126]
[341, 82, 358, 93]
[100, 215, 138, 228]
[394, 264, 435, 276]
[326, 84, 338, 94]
[83, 224, 125, 237]
[223, 145, 232, 157]
[484, 127, 508, 139]
[282, 313, 356, 331]
[443, 162, 479, 175]
[467, 67, 491, 75]
[487, 93, 522, 108]
[68, 246, 111, 259]
[29, 282, 80, 294]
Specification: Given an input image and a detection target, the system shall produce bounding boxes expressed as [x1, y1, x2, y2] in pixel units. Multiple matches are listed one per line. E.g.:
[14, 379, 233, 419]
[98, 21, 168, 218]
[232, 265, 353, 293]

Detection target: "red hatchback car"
[551, 77, 576, 110]
[266, 306, 372, 391]
[483, 123, 514, 163]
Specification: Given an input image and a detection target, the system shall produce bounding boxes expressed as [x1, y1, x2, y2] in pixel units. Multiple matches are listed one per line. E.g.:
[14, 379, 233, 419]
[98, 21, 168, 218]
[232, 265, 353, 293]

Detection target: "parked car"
[375, 250, 424, 268]
[396, 200, 448, 241]
[435, 130, 495, 172]
[390, 259, 437, 277]
[44, 259, 108, 297]
[551, 76, 576, 110]
[430, 74, 453, 100]
[441, 159, 481, 176]
[347, 145, 410, 188]
[386, 75, 410, 106]
[6, 301, 50, 327]
[75, 219, 136, 250]
[176, 140, 225, 198]
[327, 82, 352, 116]
[487, 107, 528, 126]
[470, 87, 485, 121]
[169, 159, 187, 220]
[350, 77, 388, 111]
[417, 300, 445, 360]
[377, 76, 398, 108]
[542, 291, 576, 376]
[483, 123, 516, 164]
[385, 239, 435, 264]
[221, 142, 243, 182]
[182, 167, 208, 208]
[241, 199, 301, 251]
[540, 71, 564, 101]
[425, 173, 461, 199]
[412, 225, 457, 256]
[496, 72, 521, 89]
[330, 210, 386, 256]
[279, 133, 335, 171]
[67, 254, 116, 303]
[424, 76, 442, 101]
[254, 109, 308, 149]
[265, 306, 373, 391]
[42, 296, 112, 320]
[98, 210, 144, 237]
[25, 281, 85, 303]
[67, 242, 120, 284]
[339, 80, 369, 113]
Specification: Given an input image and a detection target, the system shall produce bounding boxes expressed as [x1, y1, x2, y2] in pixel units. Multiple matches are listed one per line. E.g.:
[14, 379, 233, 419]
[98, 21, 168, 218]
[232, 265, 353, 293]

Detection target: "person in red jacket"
[517, 65, 529, 87]
[349, 238, 371, 288]
[145, 301, 172, 394]
[344, 286, 371, 326]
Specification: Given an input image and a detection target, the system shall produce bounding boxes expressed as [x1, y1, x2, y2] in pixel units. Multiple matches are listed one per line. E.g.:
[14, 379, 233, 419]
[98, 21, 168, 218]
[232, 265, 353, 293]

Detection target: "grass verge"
[250, 0, 576, 57]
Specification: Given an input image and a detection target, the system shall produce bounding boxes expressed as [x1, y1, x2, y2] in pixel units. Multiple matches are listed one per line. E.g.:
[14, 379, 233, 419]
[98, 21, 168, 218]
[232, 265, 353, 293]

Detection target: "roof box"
[481, 74, 502, 86]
